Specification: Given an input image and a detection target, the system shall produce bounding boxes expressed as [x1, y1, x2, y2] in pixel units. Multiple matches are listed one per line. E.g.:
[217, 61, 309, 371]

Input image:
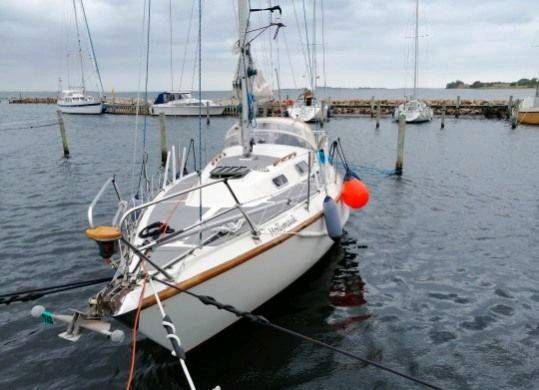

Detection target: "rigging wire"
[320, 0, 327, 89]
[130, 0, 149, 195]
[301, 0, 313, 90]
[135, 0, 152, 199]
[197, 0, 203, 242]
[177, 0, 196, 92]
[291, 0, 310, 87]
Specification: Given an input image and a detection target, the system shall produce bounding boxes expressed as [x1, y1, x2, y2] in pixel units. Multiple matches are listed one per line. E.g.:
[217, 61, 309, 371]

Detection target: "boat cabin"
[153, 92, 193, 105]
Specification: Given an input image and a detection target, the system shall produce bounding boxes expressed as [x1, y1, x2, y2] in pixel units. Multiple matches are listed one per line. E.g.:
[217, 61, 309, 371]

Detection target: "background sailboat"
[286, 0, 328, 123]
[57, 0, 104, 115]
[393, 0, 433, 123]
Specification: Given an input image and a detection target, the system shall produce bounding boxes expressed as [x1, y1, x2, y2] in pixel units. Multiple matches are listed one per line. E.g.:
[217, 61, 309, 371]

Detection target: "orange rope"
[125, 274, 147, 390]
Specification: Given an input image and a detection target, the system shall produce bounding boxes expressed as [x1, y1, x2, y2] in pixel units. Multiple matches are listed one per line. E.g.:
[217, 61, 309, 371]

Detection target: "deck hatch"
[210, 166, 250, 179]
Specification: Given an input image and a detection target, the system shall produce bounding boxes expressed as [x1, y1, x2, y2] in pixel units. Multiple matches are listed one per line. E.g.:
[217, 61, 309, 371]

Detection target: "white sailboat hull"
[132, 202, 348, 352]
[151, 103, 225, 116]
[57, 101, 103, 115]
[287, 104, 325, 123]
[393, 101, 433, 123]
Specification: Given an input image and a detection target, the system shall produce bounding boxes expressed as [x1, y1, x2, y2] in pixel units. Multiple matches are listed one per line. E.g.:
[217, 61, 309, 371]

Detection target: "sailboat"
[150, 1, 224, 117]
[393, 0, 433, 123]
[286, 1, 327, 123]
[57, 0, 104, 115]
[517, 82, 539, 125]
[55, 1, 368, 354]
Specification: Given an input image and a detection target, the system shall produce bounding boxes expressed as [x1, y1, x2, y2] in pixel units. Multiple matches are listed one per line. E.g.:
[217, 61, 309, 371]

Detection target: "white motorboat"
[393, 99, 433, 123]
[77, 0, 368, 354]
[57, 0, 104, 115]
[393, 0, 432, 124]
[286, 90, 328, 123]
[150, 92, 225, 116]
[57, 88, 103, 115]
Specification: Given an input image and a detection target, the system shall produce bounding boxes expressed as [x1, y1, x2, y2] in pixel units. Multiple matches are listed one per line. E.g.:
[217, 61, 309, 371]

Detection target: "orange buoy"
[341, 177, 369, 209]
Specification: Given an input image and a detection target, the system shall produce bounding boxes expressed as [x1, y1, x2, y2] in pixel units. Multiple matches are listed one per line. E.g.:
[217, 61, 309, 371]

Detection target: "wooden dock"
[7, 95, 517, 119]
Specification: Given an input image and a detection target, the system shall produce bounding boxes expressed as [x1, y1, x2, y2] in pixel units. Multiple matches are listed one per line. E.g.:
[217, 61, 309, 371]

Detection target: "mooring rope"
[152, 277, 443, 390]
[0, 276, 111, 305]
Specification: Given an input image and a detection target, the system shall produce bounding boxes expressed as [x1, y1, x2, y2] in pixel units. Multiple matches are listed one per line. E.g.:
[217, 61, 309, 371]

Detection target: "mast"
[312, 0, 317, 95]
[238, 0, 251, 157]
[72, 0, 86, 91]
[169, 0, 174, 91]
[413, 0, 419, 98]
[79, 0, 104, 97]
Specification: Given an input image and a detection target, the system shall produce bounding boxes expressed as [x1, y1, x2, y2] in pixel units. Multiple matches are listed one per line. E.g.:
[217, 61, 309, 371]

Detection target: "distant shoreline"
[446, 78, 538, 90]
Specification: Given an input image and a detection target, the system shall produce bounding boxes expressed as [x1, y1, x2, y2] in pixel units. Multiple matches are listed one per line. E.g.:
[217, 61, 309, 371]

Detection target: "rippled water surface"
[1, 103, 538, 389]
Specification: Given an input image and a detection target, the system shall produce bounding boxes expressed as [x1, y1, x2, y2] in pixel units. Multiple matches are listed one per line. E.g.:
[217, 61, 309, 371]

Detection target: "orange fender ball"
[341, 178, 369, 209]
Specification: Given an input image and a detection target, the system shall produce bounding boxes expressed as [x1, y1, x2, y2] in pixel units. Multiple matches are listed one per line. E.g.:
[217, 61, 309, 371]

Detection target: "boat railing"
[87, 176, 128, 229]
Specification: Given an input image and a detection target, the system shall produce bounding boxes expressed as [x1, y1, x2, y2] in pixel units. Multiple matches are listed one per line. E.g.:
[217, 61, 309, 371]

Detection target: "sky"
[0, 0, 538, 92]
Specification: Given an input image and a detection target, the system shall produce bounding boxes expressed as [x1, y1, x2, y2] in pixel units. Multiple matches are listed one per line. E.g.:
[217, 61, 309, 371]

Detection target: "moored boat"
[518, 95, 539, 125]
[57, 88, 103, 115]
[150, 92, 225, 116]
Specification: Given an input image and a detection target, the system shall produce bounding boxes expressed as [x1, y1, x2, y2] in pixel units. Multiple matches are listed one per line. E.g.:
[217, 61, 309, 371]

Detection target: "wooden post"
[441, 103, 446, 129]
[511, 104, 518, 129]
[370, 96, 375, 118]
[206, 101, 210, 125]
[159, 112, 168, 166]
[395, 113, 406, 175]
[507, 95, 513, 120]
[375, 101, 381, 129]
[56, 110, 69, 158]
[455, 95, 461, 118]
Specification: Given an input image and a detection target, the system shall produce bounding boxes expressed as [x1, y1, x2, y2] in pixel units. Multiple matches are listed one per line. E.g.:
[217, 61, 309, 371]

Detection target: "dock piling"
[455, 96, 461, 118]
[206, 101, 210, 125]
[441, 103, 446, 129]
[375, 101, 381, 129]
[511, 104, 518, 129]
[370, 96, 375, 118]
[507, 95, 513, 120]
[395, 113, 406, 175]
[159, 112, 168, 166]
[56, 110, 70, 158]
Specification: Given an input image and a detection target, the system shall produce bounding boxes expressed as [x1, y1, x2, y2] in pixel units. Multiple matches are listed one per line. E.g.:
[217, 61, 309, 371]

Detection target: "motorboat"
[150, 92, 225, 116]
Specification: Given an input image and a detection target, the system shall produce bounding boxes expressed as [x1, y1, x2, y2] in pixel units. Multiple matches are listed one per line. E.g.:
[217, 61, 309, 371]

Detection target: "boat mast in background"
[79, 0, 104, 98]
[413, 0, 419, 99]
[72, 0, 86, 91]
[169, 0, 174, 92]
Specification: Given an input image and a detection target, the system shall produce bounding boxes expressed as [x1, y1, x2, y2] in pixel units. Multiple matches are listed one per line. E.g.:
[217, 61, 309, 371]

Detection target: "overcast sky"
[1, 0, 538, 92]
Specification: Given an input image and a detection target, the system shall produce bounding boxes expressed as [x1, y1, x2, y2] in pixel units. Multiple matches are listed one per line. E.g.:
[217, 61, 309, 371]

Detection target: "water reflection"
[327, 236, 370, 329]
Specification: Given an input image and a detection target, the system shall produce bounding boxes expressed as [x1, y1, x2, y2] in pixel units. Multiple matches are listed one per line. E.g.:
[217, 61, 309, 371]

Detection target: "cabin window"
[272, 174, 288, 187]
[295, 161, 308, 175]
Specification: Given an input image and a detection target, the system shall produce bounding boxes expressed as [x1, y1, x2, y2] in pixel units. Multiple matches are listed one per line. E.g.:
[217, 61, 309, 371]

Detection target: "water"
[1, 86, 536, 103]
[1, 99, 538, 389]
